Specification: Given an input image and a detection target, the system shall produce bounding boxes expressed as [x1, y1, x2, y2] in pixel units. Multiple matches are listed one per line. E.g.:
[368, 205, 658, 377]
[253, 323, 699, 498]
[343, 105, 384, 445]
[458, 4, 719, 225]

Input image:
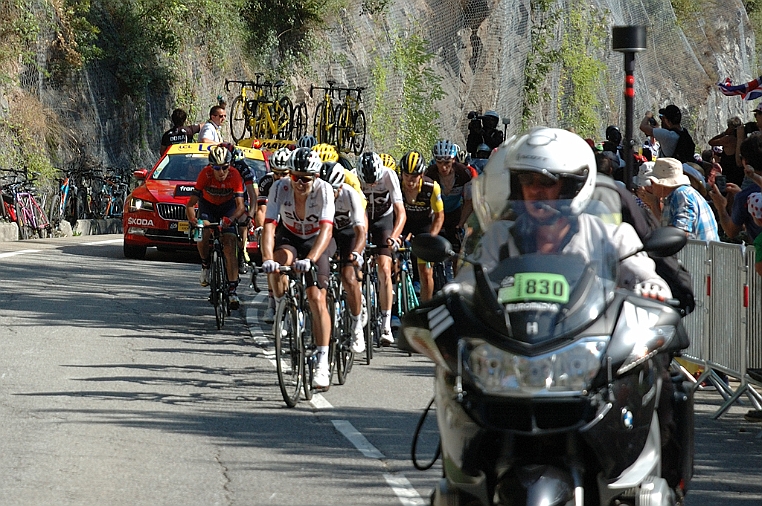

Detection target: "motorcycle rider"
[457, 126, 684, 490]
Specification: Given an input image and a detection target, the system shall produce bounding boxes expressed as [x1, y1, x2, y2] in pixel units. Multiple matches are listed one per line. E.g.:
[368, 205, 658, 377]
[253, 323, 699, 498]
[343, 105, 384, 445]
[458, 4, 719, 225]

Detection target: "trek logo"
[127, 217, 154, 227]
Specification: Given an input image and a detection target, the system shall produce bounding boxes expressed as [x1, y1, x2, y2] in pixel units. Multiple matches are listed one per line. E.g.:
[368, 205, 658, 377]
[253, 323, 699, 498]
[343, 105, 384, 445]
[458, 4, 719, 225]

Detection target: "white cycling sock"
[317, 346, 330, 368]
[350, 313, 361, 332]
[381, 310, 391, 330]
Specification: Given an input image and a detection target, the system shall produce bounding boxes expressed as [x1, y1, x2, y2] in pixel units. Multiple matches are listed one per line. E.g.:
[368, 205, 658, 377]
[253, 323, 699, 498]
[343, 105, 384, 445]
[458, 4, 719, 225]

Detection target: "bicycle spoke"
[275, 301, 303, 407]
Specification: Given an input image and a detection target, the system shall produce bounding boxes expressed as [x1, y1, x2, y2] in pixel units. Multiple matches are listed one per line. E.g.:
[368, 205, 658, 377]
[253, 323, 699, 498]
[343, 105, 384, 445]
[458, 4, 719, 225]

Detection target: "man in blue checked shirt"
[638, 157, 719, 242]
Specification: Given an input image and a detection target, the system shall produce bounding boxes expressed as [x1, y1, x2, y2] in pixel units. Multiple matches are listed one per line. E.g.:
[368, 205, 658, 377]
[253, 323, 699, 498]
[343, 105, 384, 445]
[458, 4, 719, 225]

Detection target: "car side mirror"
[133, 168, 148, 180]
[411, 233, 456, 263]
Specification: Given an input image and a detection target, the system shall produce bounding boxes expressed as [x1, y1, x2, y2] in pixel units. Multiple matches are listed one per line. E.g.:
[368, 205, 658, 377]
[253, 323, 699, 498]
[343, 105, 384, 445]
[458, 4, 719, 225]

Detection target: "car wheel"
[124, 243, 147, 259]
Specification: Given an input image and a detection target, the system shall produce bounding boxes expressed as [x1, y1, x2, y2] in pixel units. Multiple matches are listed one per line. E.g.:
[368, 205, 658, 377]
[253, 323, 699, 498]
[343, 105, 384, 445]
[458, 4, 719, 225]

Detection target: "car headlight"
[127, 198, 154, 213]
[461, 336, 608, 397]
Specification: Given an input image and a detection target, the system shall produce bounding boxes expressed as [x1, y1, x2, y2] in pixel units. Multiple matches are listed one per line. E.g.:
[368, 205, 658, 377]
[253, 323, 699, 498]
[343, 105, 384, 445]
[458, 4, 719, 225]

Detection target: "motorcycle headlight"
[461, 336, 608, 397]
[128, 198, 154, 213]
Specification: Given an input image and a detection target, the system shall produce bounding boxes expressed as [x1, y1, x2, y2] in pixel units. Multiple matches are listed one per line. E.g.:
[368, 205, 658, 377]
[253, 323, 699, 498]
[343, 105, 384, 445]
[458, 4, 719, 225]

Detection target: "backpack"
[672, 128, 696, 163]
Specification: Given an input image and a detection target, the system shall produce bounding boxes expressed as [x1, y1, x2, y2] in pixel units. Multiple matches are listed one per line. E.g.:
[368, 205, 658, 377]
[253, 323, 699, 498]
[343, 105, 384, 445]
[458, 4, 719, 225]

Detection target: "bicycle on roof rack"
[334, 86, 367, 155]
[227, 75, 300, 143]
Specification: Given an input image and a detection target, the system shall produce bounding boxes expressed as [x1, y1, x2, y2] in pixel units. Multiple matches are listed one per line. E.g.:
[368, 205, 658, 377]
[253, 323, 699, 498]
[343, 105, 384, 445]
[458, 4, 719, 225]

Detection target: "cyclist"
[221, 143, 259, 273]
[357, 151, 406, 346]
[185, 145, 246, 310]
[261, 147, 336, 390]
[321, 164, 367, 353]
[256, 147, 291, 323]
[399, 151, 444, 301]
[379, 153, 397, 175]
[424, 139, 473, 271]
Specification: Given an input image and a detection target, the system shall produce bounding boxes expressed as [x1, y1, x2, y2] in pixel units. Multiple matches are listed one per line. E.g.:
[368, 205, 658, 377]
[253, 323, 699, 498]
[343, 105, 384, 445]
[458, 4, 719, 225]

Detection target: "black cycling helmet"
[209, 145, 232, 165]
[288, 147, 322, 174]
[399, 151, 426, 175]
[605, 125, 622, 145]
[358, 152, 384, 184]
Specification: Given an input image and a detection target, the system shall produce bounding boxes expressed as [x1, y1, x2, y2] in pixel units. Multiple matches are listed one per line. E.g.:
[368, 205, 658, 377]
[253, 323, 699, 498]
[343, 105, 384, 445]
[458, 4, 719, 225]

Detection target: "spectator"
[735, 103, 762, 176]
[709, 134, 762, 241]
[638, 157, 719, 242]
[469, 143, 491, 174]
[748, 193, 762, 276]
[708, 116, 743, 185]
[199, 105, 226, 144]
[639, 104, 692, 161]
[160, 108, 201, 153]
[466, 110, 504, 158]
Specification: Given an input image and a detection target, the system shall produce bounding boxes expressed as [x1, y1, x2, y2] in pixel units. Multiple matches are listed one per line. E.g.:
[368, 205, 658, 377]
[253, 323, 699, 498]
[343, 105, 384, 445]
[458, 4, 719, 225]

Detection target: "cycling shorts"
[275, 225, 337, 289]
[197, 198, 238, 235]
[334, 227, 360, 263]
[367, 212, 394, 258]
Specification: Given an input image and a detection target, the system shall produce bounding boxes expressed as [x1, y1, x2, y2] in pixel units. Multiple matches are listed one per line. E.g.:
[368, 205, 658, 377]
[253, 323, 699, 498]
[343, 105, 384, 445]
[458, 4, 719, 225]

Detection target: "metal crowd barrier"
[676, 239, 762, 419]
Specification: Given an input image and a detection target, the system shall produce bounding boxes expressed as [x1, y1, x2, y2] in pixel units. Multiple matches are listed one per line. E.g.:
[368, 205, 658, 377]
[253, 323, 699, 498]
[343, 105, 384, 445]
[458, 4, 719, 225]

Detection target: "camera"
[648, 117, 657, 127]
[467, 111, 479, 120]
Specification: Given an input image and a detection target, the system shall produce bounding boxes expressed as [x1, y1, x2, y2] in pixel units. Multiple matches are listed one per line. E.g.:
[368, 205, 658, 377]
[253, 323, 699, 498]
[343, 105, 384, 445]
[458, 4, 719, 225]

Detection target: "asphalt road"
[1, 235, 761, 505]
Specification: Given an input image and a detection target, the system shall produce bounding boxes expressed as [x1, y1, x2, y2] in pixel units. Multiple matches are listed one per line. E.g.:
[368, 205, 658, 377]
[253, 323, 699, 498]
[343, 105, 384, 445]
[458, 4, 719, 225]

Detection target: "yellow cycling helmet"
[378, 153, 397, 174]
[314, 143, 339, 163]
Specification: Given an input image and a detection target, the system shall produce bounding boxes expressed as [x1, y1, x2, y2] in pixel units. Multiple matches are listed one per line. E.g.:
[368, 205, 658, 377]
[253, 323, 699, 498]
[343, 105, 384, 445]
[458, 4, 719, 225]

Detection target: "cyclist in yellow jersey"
[399, 151, 444, 301]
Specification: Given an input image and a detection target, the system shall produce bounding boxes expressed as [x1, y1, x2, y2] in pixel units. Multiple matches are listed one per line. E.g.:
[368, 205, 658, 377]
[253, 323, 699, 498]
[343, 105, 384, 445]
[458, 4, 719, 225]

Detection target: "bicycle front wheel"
[363, 270, 377, 364]
[276, 97, 294, 140]
[302, 308, 315, 400]
[14, 201, 32, 240]
[230, 95, 247, 143]
[336, 295, 354, 384]
[274, 300, 303, 407]
[32, 200, 50, 239]
[211, 250, 226, 329]
[48, 194, 62, 227]
[293, 102, 308, 140]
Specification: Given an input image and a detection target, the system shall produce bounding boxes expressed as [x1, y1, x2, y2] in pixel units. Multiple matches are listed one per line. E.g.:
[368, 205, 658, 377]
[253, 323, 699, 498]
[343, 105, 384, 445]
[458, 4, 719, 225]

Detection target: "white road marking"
[0, 249, 41, 259]
[82, 238, 123, 245]
[331, 419, 385, 459]
[383, 473, 426, 506]
[309, 393, 333, 409]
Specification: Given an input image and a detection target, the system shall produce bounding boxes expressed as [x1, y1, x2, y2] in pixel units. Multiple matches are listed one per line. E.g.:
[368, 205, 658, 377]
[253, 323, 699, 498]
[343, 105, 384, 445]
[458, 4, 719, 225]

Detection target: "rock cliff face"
[0, 0, 757, 171]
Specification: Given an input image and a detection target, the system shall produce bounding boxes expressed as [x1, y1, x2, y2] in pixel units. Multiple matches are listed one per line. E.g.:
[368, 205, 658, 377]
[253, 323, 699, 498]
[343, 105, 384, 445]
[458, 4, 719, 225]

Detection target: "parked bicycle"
[310, 81, 339, 145]
[334, 87, 367, 155]
[0, 169, 51, 239]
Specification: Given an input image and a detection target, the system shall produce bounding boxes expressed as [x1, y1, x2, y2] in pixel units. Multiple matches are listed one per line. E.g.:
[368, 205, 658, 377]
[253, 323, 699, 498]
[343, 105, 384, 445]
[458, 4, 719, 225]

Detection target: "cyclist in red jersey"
[185, 145, 246, 309]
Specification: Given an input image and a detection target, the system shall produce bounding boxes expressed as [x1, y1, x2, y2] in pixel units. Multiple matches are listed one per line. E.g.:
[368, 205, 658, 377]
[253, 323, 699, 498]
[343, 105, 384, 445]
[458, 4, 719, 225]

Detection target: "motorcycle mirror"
[411, 233, 456, 263]
[642, 226, 687, 258]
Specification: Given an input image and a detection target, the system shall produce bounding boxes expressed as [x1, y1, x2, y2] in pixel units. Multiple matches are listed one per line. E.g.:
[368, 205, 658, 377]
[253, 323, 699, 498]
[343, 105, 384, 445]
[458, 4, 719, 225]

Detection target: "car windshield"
[151, 154, 268, 182]
[151, 154, 209, 182]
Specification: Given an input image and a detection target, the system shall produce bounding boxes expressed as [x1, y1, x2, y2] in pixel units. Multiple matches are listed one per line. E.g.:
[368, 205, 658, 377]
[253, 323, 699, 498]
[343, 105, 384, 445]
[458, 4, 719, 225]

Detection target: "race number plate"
[497, 272, 570, 304]
[177, 221, 190, 232]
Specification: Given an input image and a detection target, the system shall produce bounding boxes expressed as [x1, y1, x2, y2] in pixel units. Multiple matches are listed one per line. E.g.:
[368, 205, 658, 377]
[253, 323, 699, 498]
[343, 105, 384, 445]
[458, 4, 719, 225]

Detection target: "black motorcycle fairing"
[580, 359, 659, 478]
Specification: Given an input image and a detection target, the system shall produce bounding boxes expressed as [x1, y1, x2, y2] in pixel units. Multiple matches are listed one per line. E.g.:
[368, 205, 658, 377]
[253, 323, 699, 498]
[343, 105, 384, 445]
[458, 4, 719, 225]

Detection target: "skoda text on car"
[123, 143, 267, 259]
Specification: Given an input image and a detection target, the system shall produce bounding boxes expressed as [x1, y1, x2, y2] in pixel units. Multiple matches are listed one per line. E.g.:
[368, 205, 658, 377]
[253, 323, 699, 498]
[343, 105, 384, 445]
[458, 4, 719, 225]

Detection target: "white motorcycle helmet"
[473, 127, 596, 229]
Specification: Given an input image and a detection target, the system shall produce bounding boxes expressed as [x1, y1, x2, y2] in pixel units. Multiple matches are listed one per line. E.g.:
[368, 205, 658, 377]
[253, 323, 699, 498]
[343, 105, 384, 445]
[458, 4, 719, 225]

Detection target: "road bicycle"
[269, 264, 335, 407]
[250, 79, 293, 141]
[310, 81, 339, 145]
[227, 78, 260, 143]
[92, 172, 128, 219]
[47, 169, 81, 227]
[334, 87, 367, 155]
[189, 221, 231, 329]
[361, 243, 382, 364]
[2, 172, 51, 239]
[327, 258, 354, 385]
[394, 243, 419, 319]
[291, 101, 309, 140]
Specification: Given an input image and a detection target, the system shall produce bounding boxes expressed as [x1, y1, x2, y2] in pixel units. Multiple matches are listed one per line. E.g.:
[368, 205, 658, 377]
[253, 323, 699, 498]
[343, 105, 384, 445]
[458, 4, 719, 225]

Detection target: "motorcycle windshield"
[473, 199, 619, 346]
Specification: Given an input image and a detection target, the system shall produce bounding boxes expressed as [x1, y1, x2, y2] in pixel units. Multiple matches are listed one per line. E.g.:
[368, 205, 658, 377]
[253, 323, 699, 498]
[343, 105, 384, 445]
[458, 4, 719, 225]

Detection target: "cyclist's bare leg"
[341, 264, 362, 316]
[197, 228, 213, 261]
[306, 285, 330, 347]
[222, 233, 239, 282]
[418, 261, 434, 302]
[377, 254, 393, 322]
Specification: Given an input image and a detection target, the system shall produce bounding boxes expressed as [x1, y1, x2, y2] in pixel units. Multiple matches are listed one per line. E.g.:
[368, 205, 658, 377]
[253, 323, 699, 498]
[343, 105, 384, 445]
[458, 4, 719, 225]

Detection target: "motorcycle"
[402, 221, 693, 506]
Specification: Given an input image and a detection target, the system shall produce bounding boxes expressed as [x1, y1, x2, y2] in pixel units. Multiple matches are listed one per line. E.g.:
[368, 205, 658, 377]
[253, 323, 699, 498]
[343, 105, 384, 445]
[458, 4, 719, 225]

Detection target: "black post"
[612, 26, 647, 191]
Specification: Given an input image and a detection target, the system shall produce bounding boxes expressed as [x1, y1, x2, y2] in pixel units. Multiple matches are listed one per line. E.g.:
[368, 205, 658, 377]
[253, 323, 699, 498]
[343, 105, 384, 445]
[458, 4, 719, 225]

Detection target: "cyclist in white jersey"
[321, 164, 367, 353]
[357, 152, 406, 346]
[261, 147, 336, 390]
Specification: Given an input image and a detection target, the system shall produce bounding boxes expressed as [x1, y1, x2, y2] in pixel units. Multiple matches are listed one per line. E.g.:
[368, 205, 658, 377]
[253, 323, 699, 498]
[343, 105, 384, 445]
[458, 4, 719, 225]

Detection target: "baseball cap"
[658, 104, 682, 124]
[634, 161, 654, 187]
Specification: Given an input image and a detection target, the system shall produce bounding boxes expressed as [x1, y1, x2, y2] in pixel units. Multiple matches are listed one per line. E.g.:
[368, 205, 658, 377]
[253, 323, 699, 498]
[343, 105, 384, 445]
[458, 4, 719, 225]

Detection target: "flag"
[718, 76, 762, 101]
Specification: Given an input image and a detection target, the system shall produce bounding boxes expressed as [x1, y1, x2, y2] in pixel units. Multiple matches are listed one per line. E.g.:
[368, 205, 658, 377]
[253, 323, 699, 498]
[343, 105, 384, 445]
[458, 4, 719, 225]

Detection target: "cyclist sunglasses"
[212, 164, 230, 171]
[435, 156, 453, 162]
[291, 174, 315, 183]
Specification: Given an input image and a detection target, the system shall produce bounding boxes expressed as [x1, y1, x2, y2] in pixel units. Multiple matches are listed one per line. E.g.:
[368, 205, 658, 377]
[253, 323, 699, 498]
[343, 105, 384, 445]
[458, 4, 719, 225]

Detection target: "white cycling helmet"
[288, 147, 323, 174]
[473, 127, 596, 229]
[297, 135, 318, 149]
[322, 164, 345, 189]
[270, 147, 291, 173]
